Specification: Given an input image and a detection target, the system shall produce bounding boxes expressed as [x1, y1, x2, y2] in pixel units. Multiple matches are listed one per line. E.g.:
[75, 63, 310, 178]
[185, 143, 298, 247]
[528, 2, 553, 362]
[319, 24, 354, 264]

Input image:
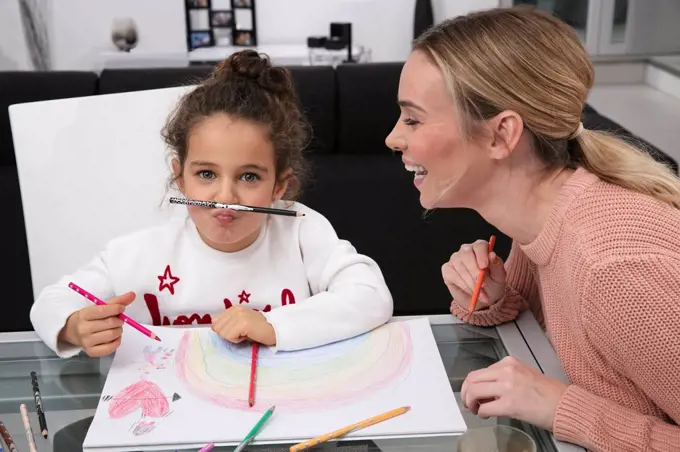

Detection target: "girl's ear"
[171, 159, 184, 192]
[273, 168, 293, 201]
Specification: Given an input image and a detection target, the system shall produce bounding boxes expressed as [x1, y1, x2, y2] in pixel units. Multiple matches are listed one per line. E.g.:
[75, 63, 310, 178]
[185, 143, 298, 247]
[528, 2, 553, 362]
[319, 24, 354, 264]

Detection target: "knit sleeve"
[451, 240, 538, 326]
[553, 255, 680, 451]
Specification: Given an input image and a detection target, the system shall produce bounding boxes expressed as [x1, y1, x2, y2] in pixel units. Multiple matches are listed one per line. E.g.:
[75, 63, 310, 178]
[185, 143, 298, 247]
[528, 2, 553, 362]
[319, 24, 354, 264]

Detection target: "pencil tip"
[153, 334, 161, 341]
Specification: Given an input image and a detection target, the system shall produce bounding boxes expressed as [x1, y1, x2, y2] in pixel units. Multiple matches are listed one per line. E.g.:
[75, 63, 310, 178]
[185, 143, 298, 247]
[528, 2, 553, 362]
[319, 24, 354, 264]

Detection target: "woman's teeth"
[405, 164, 428, 176]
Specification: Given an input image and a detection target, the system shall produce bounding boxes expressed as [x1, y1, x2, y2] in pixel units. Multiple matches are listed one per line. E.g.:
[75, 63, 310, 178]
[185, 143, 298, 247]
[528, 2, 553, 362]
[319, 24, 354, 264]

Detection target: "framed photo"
[187, 0, 208, 7]
[190, 31, 213, 48]
[234, 8, 253, 30]
[213, 28, 233, 46]
[234, 30, 254, 46]
[233, 0, 251, 7]
[211, 10, 233, 27]
[189, 9, 210, 30]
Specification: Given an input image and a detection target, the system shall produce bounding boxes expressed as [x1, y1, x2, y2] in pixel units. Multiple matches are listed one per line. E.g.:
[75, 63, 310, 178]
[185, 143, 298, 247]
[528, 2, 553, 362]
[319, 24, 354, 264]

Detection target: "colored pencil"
[197, 443, 214, 452]
[248, 342, 259, 407]
[169, 197, 305, 217]
[467, 235, 497, 313]
[0, 420, 17, 452]
[68, 282, 161, 342]
[30, 371, 48, 439]
[233, 405, 276, 452]
[289, 406, 410, 452]
[19, 404, 37, 452]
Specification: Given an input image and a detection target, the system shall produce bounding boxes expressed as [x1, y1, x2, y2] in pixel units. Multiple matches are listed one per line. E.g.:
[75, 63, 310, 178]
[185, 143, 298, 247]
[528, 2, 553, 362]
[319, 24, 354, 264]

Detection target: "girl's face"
[174, 113, 287, 252]
[385, 51, 492, 209]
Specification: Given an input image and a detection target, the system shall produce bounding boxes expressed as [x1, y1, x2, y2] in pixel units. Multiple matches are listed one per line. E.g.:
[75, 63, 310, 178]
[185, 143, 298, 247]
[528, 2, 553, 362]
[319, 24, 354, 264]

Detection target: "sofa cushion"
[300, 153, 510, 316]
[583, 104, 678, 174]
[0, 166, 33, 332]
[0, 71, 98, 166]
[98, 66, 215, 94]
[336, 62, 404, 155]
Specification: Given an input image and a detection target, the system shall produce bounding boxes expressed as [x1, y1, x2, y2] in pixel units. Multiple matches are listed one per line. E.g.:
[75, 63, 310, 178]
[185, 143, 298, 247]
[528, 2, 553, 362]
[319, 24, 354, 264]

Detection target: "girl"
[31, 50, 393, 359]
[386, 6, 680, 452]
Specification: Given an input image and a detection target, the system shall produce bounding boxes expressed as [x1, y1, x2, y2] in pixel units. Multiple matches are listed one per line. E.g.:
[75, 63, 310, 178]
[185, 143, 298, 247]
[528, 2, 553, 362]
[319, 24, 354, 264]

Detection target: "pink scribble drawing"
[103, 380, 181, 436]
[138, 346, 175, 376]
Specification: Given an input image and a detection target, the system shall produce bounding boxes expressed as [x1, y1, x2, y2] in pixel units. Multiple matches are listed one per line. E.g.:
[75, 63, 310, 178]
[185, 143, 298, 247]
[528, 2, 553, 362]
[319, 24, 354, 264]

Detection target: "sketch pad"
[82, 317, 466, 451]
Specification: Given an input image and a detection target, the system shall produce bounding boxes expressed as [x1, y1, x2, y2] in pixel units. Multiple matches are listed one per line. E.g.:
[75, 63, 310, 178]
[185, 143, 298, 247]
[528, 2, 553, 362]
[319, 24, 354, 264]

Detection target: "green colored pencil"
[233, 405, 276, 452]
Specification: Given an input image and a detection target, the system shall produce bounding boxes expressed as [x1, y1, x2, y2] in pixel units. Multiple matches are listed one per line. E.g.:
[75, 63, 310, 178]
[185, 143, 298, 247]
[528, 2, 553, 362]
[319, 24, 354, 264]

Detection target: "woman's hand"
[211, 306, 276, 346]
[461, 356, 568, 431]
[442, 239, 506, 312]
[59, 292, 136, 357]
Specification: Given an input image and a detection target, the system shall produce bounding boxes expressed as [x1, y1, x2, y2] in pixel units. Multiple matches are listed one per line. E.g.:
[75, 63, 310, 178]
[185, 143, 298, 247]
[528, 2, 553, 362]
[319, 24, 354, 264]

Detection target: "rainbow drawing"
[175, 322, 413, 412]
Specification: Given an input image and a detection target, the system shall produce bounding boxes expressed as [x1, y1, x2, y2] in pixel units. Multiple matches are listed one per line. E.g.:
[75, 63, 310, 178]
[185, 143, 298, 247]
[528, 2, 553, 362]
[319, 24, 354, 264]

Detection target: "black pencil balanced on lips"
[169, 197, 305, 217]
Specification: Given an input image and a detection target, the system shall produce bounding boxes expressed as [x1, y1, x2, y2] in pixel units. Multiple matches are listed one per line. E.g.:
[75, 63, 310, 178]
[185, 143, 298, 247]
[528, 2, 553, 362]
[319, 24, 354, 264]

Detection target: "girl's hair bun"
[213, 49, 293, 94]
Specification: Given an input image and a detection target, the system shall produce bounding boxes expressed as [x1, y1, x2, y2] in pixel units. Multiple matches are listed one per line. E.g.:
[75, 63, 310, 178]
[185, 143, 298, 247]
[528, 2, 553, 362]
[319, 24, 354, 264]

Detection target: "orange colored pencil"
[289, 406, 410, 452]
[248, 342, 259, 407]
[468, 235, 496, 313]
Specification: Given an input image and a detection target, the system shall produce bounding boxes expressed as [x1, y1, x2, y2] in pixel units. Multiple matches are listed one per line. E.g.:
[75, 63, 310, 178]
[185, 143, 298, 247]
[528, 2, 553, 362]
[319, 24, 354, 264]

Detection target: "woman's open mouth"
[404, 163, 428, 187]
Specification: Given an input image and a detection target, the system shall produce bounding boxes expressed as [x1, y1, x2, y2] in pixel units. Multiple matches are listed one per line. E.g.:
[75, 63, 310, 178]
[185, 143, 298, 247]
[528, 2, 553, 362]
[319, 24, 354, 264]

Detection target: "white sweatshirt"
[30, 201, 393, 358]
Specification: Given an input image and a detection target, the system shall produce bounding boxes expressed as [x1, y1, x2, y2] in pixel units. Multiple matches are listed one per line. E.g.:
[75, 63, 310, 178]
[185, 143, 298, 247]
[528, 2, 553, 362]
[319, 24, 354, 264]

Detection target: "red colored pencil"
[68, 282, 161, 342]
[468, 235, 497, 313]
[248, 342, 259, 407]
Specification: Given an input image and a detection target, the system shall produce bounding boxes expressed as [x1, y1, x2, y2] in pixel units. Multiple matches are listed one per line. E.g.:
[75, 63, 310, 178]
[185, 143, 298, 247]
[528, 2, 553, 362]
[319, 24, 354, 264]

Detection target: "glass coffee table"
[0, 313, 584, 452]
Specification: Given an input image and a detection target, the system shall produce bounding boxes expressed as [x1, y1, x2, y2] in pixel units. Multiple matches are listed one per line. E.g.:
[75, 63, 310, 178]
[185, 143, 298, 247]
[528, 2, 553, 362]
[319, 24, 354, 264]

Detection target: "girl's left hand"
[461, 356, 568, 431]
[211, 306, 276, 346]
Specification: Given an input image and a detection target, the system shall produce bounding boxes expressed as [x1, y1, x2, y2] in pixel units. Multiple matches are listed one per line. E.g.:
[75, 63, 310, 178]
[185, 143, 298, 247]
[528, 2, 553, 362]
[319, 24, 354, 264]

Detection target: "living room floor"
[588, 84, 680, 164]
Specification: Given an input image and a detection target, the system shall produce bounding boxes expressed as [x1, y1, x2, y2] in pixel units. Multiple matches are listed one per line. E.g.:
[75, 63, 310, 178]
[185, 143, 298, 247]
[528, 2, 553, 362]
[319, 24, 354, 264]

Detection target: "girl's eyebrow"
[189, 160, 218, 167]
[238, 164, 269, 173]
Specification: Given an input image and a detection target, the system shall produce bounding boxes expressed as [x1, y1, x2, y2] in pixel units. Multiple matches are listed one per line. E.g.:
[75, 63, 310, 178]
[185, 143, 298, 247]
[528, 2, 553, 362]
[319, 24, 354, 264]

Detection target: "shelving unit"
[184, 0, 257, 51]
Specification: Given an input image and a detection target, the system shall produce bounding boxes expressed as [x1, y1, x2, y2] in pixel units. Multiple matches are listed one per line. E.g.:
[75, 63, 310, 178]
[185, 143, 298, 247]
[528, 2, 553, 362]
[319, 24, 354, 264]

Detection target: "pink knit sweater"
[451, 167, 680, 451]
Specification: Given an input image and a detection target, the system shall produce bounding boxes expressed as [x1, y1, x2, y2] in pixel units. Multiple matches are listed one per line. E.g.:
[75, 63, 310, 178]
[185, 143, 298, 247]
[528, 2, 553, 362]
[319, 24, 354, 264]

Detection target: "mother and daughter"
[30, 6, 679, 452]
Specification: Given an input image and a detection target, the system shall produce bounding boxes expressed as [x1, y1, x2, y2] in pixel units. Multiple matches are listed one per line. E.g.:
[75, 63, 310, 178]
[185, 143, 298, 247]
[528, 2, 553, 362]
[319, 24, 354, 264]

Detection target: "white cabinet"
[499, 0, 680, 57]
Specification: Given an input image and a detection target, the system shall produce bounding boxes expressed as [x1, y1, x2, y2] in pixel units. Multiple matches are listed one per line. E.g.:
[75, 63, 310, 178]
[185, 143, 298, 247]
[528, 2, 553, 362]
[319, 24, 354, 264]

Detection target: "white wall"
[255, 0, 499, 62]
[0, 0, 32, 70]
[0, 0, 499, 70]
[49, 0, 187, 70]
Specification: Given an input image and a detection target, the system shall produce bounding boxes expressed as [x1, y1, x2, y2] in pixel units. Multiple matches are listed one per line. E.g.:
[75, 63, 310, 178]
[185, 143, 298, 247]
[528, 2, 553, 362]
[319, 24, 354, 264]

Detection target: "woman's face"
[385, 50, 491, 209]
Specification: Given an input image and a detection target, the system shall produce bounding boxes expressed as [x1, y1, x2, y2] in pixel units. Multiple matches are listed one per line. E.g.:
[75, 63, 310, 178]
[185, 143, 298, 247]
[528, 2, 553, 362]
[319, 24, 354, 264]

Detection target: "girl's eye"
[403, 118, 420, 126]
[240, 172, 260, 183]
[197, 170, 215, 179]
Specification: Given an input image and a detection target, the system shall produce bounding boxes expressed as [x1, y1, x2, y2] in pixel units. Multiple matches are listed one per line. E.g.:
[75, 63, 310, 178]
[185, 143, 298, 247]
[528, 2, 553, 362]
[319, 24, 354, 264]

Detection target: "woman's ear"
[273, 168, 292, 201]
[487, 110, 524, 161]
[171, 159, 184, 192]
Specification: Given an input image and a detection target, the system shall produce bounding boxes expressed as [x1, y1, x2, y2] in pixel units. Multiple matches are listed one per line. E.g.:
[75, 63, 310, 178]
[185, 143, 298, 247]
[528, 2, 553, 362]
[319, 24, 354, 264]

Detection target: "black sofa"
[1, 63, 677, 333]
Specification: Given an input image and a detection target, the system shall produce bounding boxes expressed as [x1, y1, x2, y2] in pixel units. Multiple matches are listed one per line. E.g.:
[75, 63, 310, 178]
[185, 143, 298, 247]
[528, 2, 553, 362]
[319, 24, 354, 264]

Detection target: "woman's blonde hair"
[413, 6, 680, 208]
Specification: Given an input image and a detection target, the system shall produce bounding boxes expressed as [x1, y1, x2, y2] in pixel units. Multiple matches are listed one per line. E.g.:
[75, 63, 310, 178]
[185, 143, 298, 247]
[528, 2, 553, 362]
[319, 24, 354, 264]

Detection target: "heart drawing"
[106, 380, 171, 419]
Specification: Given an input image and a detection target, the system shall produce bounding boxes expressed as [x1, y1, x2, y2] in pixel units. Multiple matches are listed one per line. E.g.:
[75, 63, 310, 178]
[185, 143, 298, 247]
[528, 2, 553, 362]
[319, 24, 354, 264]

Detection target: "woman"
[386, 6, 680, 452]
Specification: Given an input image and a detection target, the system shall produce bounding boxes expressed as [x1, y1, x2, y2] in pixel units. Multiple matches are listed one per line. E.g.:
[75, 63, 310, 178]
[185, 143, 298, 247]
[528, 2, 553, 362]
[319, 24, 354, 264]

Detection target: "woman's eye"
[403, 118, 420, 126]
[240, 172, 259, 183]
[197, 170, 215, 179]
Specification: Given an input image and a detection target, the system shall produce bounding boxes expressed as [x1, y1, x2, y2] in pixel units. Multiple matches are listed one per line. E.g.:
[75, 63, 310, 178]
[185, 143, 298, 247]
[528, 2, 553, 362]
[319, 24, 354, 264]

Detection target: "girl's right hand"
[59, 292, 136, 357]
[441, 240, 506, 312]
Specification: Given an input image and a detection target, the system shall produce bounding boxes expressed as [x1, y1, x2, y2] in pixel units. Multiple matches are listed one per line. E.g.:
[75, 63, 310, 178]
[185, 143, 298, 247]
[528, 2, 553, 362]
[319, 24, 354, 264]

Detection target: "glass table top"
[0, 319, 558, 452]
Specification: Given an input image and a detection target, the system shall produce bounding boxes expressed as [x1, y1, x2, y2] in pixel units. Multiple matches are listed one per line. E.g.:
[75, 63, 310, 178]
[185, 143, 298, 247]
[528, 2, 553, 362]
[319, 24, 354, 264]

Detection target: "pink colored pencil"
[248, 342, 259, 407]
[68, 282, 161, 342]
[198, 443, 215, 451]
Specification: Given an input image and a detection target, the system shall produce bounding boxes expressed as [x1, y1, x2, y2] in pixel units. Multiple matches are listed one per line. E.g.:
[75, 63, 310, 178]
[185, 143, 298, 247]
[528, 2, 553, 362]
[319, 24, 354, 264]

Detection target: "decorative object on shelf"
[184, 0, 257, 50]
[18, 0, 51, 70]
[413, 0, 433, 40]
[111, 17, 139, 52]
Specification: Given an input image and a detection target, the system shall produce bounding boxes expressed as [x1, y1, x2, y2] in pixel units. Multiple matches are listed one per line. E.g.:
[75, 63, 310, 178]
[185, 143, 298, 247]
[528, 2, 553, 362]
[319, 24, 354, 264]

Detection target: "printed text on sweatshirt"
[451, 168, 680, 452]
[31, 201, 393, 358]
